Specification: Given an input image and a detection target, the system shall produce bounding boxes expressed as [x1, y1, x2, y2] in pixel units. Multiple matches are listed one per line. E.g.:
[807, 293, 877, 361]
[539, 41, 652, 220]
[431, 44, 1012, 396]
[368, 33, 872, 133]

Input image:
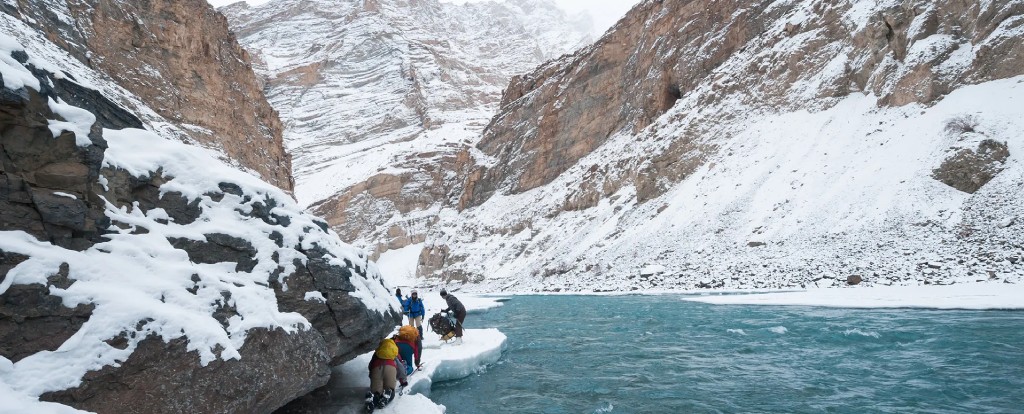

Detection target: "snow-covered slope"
[421, 0, 1024, 292]
[0, 11, 398, 412]
[221, 0, 593, 254]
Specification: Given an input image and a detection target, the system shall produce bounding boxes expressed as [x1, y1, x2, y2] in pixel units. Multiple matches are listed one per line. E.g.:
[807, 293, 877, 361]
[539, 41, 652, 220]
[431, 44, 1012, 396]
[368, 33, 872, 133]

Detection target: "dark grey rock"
[847, 275, 863, 285]
[219, 182, 244, 197]
[41, 328, 331, 414]
[169, 233, 259, 273]
[0, 260, 95, 363]
[30, 188, 91, 231]
[50, 76, 143, 130]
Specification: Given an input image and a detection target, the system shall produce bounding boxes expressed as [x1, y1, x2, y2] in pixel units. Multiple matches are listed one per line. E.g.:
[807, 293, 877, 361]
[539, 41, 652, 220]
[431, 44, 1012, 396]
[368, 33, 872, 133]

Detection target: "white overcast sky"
[206, 0, 641, 34]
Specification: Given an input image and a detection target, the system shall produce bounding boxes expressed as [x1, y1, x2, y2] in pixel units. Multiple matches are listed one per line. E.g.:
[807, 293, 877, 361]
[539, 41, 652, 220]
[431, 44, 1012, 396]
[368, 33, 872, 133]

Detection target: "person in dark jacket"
[407, 290, 426, 336]
[440, 288, 466, 345]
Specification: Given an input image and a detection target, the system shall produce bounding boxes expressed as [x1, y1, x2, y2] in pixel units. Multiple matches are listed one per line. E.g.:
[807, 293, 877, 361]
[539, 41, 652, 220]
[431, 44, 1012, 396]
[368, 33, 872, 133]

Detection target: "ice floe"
[336, 328, 508, 413]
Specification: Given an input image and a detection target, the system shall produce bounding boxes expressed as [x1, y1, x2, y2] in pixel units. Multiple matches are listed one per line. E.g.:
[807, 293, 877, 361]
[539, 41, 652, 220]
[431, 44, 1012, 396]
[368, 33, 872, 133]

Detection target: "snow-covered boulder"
[0, 36, 400, 413]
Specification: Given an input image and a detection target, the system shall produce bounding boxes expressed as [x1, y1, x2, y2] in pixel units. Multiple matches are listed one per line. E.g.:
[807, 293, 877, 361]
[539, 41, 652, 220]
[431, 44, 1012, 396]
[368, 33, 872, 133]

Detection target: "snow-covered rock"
[0, 22, 399, 413]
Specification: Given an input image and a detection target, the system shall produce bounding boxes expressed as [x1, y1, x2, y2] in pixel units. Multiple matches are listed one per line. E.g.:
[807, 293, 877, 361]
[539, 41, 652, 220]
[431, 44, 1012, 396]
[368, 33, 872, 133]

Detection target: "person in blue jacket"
[395, 288, 409, 323]
[407, 290, 426, 336]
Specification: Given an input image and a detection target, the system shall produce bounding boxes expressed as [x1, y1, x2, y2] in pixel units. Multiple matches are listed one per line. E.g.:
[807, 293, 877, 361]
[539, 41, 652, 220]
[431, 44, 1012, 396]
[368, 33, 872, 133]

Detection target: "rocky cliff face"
[5, 0, 294, 191]
[222, 0, 593, 257]
[1, 12, 398, 413]
[465, 0, 1024, 207]
[423, 0, 1024, 290]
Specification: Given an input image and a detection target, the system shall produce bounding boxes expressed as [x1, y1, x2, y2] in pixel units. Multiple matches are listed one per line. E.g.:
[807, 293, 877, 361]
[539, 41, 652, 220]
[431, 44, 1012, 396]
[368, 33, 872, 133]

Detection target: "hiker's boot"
[454, 337, 463, 346]
[365, 391, 375, 411]
[383, 388, 396, 403]
[373, 392, 387, 409]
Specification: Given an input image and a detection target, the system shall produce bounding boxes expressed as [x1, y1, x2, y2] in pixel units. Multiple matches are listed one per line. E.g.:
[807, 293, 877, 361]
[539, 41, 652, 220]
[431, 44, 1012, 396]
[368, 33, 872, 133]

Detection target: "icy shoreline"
[457, 281, 1024, 310]
[681, 282, 1024, 310]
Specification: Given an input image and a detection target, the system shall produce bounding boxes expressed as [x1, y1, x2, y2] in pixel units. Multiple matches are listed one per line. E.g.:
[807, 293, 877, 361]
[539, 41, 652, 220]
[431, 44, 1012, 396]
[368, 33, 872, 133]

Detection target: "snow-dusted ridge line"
[0, 29, 397, 409]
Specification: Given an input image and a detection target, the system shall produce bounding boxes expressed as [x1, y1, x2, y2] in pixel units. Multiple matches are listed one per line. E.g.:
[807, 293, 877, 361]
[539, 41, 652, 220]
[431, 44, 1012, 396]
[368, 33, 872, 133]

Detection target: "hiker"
[439, 288, 466, 345]
[394, 325, 421, 374]
[366, 338, 408, 410]
[407, 290, 426, 336]
[395, 288, 409, 322]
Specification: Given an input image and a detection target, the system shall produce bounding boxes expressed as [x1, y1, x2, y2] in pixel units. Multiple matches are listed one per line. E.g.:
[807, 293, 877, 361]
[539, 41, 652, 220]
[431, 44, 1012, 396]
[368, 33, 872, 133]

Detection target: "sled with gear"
[429, 312, 458, 342]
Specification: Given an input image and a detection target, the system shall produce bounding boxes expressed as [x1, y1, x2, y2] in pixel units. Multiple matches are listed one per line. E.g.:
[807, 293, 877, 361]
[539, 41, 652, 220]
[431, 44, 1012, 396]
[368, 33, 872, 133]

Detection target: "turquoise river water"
[430, 295, 1024, 413]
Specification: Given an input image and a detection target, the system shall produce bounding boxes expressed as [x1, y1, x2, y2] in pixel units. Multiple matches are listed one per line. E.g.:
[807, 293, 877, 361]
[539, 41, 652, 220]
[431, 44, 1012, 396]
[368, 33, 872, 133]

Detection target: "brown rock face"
[308, 149, 463, 257]
[415, 0, 1024, 288]
[933, 138, 1010, 193]
[10, 0, 293, 191]
[462, 0, 1024, 209]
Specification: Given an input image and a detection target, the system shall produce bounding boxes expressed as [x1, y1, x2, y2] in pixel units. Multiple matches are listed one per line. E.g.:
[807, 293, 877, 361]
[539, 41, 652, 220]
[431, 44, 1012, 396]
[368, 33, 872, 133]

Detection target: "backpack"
[374, 338, 398, 360]
[428, 312, 457, 341]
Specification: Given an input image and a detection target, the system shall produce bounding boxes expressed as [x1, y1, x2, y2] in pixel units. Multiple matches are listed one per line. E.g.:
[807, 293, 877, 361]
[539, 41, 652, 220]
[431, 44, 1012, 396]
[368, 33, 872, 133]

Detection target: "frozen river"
[430, 295, 1024, 413]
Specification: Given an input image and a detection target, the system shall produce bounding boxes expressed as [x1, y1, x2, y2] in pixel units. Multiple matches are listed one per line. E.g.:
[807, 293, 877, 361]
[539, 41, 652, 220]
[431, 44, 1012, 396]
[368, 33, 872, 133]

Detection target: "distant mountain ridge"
[222, 0, 594, 255]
